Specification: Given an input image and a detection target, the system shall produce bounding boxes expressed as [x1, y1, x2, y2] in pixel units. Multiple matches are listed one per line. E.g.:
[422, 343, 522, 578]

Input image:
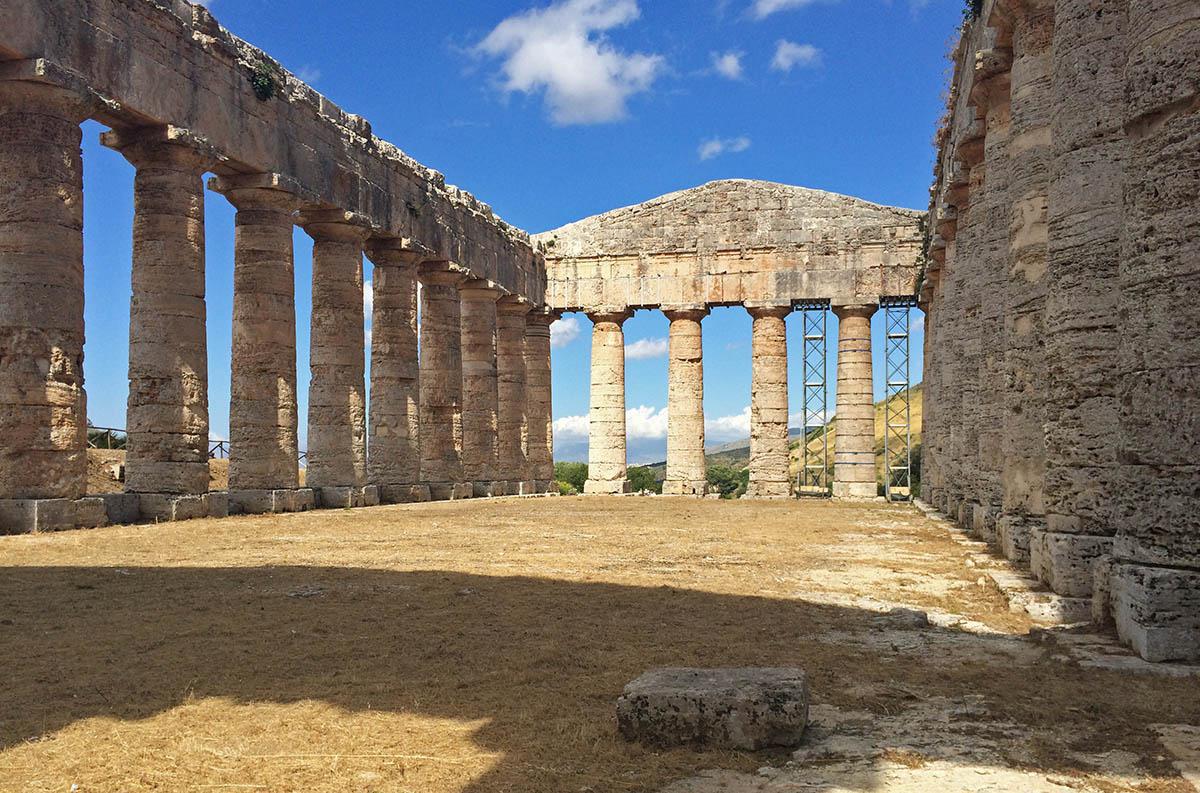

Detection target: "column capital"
[832, 303, 878, 320]
[209, 172, 306, 213]
[662, 305, 709, 322]
[744, 302, 792, 320]
[299, 208, 374, 243]
[459, 278, 505, 301]
[364, 236, 427, 268]
[497, 295, 533, 315]
[587, 308, 633, 325]
[101, 124, 222, 171]
[0, 58, 100, 119]
[526, 307, 560, 333]
[418, 260, 469, 287]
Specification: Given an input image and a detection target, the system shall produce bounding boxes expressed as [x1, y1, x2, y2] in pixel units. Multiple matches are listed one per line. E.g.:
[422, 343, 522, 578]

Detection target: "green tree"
[627, 466, 661, 494]
[707, 464, 748, 499]
[554, 461, 588, 493]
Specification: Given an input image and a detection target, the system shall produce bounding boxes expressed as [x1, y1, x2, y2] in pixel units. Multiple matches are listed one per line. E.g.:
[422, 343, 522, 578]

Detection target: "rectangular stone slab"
[616, 667, 809, 750]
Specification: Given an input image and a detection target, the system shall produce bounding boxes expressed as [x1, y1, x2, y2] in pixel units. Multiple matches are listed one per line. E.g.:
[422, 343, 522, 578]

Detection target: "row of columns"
[0, 76, 554, 527]
[582, 303, 879, 499]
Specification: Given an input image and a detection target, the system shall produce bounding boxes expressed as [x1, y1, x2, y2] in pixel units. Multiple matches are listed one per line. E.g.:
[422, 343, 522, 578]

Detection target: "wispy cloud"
[474, 0, 665, 125]
[711, 51, 745, 80]
[751, 0, 823, 19]
[705, 406, 751, 442]
[295, 65, 322, 84]
[698, 135, 752, 161]
[771, 40, 822, 72]
[551, 316, 583, 348]
[625, 337, 669, 359]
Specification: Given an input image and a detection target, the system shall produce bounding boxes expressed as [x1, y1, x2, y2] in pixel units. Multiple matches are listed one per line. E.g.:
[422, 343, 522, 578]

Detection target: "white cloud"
[771, 40, 822, 71]
[711, 51, 744, 80]
[475, 0, 665, 125]
[553, 404, 669, 441]
[551, 316, 583, 348]
[698, 135, 752, 161]
[363, 279, 374, 319]
[625, 337, 668, 359]
[553, 413, 591, 438]
[752, 0, 821, 19]
[295, 65, 322, 84]
[705, 406, 751, 442]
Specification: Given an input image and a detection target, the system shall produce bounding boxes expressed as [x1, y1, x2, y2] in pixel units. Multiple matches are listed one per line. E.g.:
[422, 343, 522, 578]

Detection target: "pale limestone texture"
[923, 0, 1200, 662]
[107, 127, 215, 497]
[496, 297, 531, 489]
[364, 241, 422, 495]
[585, 311, 632, 495]
[746, 306, 791, 500]
[663, 309, 708, 497]
[301, 211, 369, 492]
[459, 279, 501, 490]
[418, 265, 467, 497]
[524, 310, 557, 490]
[831, 305, 876, 500]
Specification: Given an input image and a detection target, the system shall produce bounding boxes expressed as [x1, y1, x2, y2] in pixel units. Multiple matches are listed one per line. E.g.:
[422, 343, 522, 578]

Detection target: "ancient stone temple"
[921, 0, 1199, 661]
[538, 180, 924, 498]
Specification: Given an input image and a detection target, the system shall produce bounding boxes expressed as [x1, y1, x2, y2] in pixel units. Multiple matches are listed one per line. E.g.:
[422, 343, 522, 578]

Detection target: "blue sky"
[80, 0, 958, 462]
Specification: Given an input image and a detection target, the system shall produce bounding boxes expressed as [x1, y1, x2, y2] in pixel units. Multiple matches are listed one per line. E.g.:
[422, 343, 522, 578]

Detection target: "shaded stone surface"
[617, 668, 809, 750]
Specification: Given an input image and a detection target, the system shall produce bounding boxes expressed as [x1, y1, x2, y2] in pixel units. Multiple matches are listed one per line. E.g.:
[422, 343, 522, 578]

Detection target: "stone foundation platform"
[378, 483, 432, 504]
[1030, 531, 1113, 598]
[1110, 563, 1200, 663]
[228, 489, 317, 515]
[616, 667, 809, 750]
[662, 480, 708, 497]
[427, 482, 474, 501]
[585, 479, 632, 495]
[315, 486, 380, 509]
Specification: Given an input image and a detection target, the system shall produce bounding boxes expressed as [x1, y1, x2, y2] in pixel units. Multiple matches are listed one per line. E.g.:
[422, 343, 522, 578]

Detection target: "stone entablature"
[0, 0, 543, 300]
[538, 180, 922, 312]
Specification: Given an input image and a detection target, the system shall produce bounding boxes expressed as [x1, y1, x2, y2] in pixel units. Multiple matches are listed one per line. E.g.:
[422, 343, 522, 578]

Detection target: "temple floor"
[0, 497, 1195, 792]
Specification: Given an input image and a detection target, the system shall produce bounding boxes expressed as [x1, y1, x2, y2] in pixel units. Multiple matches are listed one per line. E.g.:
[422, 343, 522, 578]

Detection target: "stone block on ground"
[73, 497, 108, 528]
[139, 493, 209, 522]
[616, 667, 809, 750]
[0, 499, 76, 534]
[100, 493, 141, 524]
[1111, 563, 1200, 663]
[379, 483, 432, 503]
[207, 491, 229, 519]
[361, 485, 380, 507]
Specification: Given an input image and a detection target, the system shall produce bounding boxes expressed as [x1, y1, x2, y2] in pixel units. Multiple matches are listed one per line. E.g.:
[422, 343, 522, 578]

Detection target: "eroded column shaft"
[365, 243, 421, 488]
[459, 280, 500, 489]
[302, 213, 369, 490]
[525, 311, 556, 488]
[0, 81, 90, 501]
[585, 310, 631, 494]
[497, 297, 531, 488]
[746, 305, 791, 499]
[419, 266, 465, 490]
[663, 308, 707, 496]
[221, 182, 300, 492]
[833, 305, 877, 500]
[112, 131, 213, 495]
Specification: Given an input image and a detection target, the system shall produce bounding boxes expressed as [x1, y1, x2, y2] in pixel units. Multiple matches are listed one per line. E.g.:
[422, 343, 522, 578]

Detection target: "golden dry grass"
[0, 497, 1193, 792]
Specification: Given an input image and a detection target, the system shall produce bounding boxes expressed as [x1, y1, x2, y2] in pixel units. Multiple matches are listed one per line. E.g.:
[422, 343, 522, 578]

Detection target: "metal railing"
[88, 426, 305, 463]
[796, 300, 831, 497]
[881, 296, 917, 502]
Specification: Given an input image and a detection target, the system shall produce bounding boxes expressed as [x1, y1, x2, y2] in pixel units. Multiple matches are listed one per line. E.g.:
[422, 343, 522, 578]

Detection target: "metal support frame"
[796, 300, 830, 497]
[881, 296, 917, 502]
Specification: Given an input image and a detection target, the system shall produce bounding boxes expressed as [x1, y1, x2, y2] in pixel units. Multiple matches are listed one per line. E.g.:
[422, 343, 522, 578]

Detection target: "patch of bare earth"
[0, 498, 1194, 792]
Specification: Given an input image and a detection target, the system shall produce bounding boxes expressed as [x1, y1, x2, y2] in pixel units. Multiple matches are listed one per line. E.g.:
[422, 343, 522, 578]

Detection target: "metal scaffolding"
[881, 296, 918, 501]
[796, 300, 831, 497]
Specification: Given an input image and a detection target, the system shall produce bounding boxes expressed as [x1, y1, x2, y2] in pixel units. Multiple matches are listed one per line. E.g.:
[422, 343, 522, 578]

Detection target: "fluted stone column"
[105, 127, 215, 510]
[833, 304, 877, 500]
[212, 173, 305, 513]
[301, 210, 371, 507]
[364, 239, 427, 503]
[419, 263, 469, 500]
[525, 309, 557, 492]
[663, 307, 708, 496]
[460, 279, 502, 496]
[584, 310, 632, 495]
[497, 296, 532, 493]
[746, 304, 791, 499]
[0, 76, 93, 528]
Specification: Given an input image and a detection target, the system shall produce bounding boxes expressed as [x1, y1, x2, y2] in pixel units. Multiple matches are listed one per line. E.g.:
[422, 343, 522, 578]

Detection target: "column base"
[584, 479, 632, 495]
[229, 488, 317, 515]
[507, 480, 538, 495]
[471, 480, 512, 497]
[997, 514, 1032, 564]
[314, 486, 380, 509]
[534, 480, 558, 494]
[1027, 530, 1113, 598]
[137, 492, 222, 522]
[427, 482, 474, 501]
[832, 482, 877, 500]
[378, 483, 432, 504]
[972, 506, 999, 547]
[744, 482, 791, 499]
[1110, 562, 1200, 663]
[662, 480, 708, 497]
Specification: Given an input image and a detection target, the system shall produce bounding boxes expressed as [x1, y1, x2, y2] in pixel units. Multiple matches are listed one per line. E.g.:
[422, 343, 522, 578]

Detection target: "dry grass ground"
[0, 497, 1195, 792]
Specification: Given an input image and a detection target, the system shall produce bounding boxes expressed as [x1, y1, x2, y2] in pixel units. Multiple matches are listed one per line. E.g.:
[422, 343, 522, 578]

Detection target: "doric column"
[584, 309, 632, 495]
[0, 74, 93, 509]
[833, 304, 877, 500]
[745, 304, 792, 499]
[497, 295, 532, 493]
[525, 309, 558, 491]
[418, 263, 468, 499]
[300, 210, 371, 500]
[364, 239, 425, 502]
[663, 307, 708, 496]
[104, 126, 216, 498]
[211, 174, 302, 505]
[459, 279, 502, 495]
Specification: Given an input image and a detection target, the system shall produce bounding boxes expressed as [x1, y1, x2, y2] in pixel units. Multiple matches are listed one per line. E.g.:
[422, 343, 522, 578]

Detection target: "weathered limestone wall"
[922, 0, 1200, 662]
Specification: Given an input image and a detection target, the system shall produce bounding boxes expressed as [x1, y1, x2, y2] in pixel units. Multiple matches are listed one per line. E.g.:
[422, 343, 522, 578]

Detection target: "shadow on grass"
[0, 566, 1193, 790]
